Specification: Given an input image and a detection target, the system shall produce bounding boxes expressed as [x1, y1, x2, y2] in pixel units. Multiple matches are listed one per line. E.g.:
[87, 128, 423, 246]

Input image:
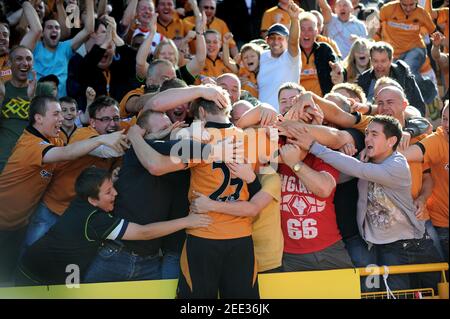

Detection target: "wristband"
[351, 111, 362, 124]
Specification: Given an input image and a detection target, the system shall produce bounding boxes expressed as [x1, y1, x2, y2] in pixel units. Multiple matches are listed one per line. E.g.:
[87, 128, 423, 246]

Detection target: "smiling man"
[0, 46, 35, 173]
[298, 12, 340, 97]
[23, 96, 127, 251]
[257, 1, 301, 111]
[24, 0, 95, 97]
[155, 0, 190, 40]
[357, 42, 426, 114]
[318, 0, 367, 58]
[0, 96, 127, 285]
[0, 23, 11, 82]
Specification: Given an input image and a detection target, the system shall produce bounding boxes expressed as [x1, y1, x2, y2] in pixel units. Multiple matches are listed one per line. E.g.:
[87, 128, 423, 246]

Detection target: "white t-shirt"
[326, 15, 368, 59]
[257, 49, 301, 112]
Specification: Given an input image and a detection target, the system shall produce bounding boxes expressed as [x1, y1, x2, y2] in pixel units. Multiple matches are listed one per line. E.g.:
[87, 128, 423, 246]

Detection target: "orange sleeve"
[118, 86, 144, 118]
[352, 115, 372, 134]
[261, 11, 271, 32]
[422, 9, 437, 34]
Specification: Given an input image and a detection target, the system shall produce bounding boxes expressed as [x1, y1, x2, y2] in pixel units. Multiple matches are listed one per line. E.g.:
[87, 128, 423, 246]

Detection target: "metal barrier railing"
[358, 263, 449, 299]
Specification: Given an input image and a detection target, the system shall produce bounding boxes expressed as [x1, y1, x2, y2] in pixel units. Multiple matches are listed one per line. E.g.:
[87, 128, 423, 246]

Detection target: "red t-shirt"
[278, 154, 342, 254]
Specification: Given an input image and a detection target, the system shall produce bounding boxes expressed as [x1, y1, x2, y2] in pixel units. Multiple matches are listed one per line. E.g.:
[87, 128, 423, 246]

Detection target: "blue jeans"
[375, 234, 442, 292]
[435, 227, 449, 263]
[83, 241, 162, 283]
[343, 234, 378, 292]
[425, 220, 445, 261]
[161, 251, 181, 279]
[23, 202, 59, 249]
[343, 234, 377, 267]
[398, 47, 426, 79]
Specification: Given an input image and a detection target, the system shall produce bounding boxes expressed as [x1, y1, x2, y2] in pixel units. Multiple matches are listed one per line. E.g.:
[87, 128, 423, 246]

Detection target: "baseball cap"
[267, 24, 289, 37]
[38, 74, 60, 86]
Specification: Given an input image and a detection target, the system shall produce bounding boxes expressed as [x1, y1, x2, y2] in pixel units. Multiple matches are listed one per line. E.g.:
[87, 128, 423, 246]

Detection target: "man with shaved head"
[231, 100, 253, 124]
[216, 73, 260, 107]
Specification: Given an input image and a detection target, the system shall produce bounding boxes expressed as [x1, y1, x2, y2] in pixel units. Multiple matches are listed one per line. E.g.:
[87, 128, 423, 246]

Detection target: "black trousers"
[177, 235, 259, 299]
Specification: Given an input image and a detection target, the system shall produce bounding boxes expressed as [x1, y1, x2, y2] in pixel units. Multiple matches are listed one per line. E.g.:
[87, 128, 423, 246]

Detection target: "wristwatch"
[292, 162, 304, 173]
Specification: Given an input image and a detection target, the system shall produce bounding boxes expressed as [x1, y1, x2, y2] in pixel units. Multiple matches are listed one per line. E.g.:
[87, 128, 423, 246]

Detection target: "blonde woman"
[343, 38, 371, 83]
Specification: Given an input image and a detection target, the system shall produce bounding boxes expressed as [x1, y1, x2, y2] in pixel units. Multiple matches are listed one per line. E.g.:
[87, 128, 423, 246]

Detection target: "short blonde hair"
[299, 12, 318, 28]
[154, 39, 179, 67]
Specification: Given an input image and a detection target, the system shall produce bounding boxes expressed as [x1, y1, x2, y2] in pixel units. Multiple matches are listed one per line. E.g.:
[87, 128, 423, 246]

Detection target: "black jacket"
[77, 44, 141, 104]
[357, 60, 426, 116]
[301, 42, 339, 96]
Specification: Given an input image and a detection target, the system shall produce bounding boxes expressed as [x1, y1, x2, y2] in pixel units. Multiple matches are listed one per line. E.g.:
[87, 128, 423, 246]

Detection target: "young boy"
[16, 167, 211, 286]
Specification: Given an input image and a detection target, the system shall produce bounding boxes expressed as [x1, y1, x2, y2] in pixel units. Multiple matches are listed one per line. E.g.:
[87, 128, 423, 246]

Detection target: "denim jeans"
[425, 220, 445, 261]
[24, 202, 59, 249]
[375, 234, 442, 292]
[343, 234, 378, 293]
[343, 234, 377, 267]
[161, 250, 180, 280]
[435, 227, 449, 263]
[83, 241, 162, 283]
[398, 47, 426, 79]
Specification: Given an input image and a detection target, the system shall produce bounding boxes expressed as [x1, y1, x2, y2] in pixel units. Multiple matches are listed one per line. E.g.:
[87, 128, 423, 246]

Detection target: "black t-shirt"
[161, 169, 191, 253]
[333, 128, 365, 240]
[112, 140, 190, 256]
[177, 65, 196, 86]
[20, 198, 126, 285]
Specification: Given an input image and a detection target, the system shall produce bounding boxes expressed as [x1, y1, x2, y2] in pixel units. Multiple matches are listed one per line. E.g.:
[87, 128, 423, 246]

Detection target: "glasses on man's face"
[95, 116, 121, 123]
[202, 6, 215, 10]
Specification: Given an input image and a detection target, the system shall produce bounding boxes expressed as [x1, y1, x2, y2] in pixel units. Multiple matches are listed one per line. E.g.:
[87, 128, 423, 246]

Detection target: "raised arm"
[236, 104, 279, 129]
[144, 85, 230, 112]
[43, 131, 128, 163]
[287, 1, 301, 58]
[185, 1, 207, 76]
[70, 0, 95, 51]
[55, 0, 70, 40]
[20, 1, 43, 51]
[221, 32, 239, 74]
[278, 120, 356, 150]
[135, 12, 157, 79]
[280, 143, 337, 198]
[125, 92, 157, 115]
[318, 0, 333, 24]
[97, 0, 108, 18]
[431, 32, 449, 69]
[121, 0, 139, 28]
[304, 91, 358, 128]
[292, 130, 409, 187]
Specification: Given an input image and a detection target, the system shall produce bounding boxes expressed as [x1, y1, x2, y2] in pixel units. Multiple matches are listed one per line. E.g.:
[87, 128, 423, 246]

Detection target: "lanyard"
[102, 69, 111, 96]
